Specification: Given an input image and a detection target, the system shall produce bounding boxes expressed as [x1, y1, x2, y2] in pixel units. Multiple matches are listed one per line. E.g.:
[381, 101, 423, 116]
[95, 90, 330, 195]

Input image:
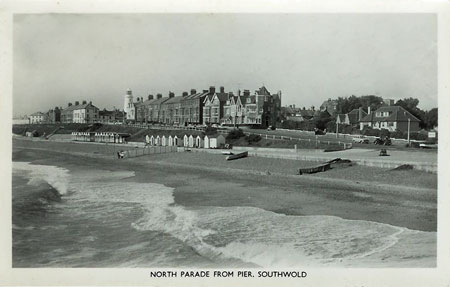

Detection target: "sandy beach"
[12, 137, 437, 267]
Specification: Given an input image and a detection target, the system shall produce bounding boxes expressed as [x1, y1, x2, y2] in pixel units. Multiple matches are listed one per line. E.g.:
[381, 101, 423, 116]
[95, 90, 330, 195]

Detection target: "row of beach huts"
[71, 131, 226, 149]
[145, 134, 226, 149]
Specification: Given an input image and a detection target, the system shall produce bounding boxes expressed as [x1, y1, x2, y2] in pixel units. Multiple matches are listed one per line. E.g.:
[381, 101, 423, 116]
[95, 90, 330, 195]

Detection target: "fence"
[241, 131, 352, 150]
[119, 145, 177, 159]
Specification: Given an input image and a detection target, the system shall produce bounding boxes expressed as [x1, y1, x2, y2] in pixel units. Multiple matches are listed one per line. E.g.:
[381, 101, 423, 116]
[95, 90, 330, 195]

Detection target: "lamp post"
[407, 118, 411, 145]
[336, 121, 339, 138]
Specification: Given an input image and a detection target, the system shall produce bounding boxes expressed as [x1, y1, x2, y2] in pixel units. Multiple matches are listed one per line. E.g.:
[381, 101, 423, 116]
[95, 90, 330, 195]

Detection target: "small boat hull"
[298, 163, 331, 175]
[226, 151, 248, 161]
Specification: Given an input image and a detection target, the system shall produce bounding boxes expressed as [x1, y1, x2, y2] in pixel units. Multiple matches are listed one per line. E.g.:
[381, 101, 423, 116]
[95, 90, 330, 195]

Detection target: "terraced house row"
[126, 85, 282, 128]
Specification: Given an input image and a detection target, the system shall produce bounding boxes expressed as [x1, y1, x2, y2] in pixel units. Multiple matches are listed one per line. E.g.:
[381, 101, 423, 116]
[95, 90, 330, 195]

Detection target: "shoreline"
[12, 138, 437, 232]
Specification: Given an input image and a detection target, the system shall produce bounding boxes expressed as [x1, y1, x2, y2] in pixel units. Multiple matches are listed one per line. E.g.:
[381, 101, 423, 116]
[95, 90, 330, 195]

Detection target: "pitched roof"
[137, 98, 158, 106]
[336, 114, 346, 122]
[347, 108, 367, 124]
[63, 103, 98, 112]
[360, 106, 420, 122]
[165, 96, 184, 104]
[30, 112, 46, 116]
[256, 86, 271, 96]
[150, 97, 170, 105]
[215, 92, 229, 102]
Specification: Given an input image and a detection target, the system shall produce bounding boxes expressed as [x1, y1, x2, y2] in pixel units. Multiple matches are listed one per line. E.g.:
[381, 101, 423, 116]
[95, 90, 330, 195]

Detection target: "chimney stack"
[75, 101, 79, 106]
[220, 86, 225, 93]
[169, 91, 175, 98]
[82, 100, 87, 105]
[157, 93, 162, 99]
[358, 107, 363, 121]
[182, 91, 188, 97]
[209, 86, 215, 94]
[243, 89, 250, 96]
[203, 89, 208, 93]
[190, 89, 196, 95]
[368, 106, 371, 114]
[148, 94, 154, 100]
[89, 101, 92, 105]
[126, 89, 132, 95]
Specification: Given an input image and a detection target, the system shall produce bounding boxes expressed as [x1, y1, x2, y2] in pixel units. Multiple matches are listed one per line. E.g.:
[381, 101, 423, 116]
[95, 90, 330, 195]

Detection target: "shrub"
[410, 132, 427, 140]
[379, 129, 390, 138]
[204, 125, 217, 136]
[390, 130, 406, 139]
[246, 134, 262, 144]
[226, 128, 245, 140]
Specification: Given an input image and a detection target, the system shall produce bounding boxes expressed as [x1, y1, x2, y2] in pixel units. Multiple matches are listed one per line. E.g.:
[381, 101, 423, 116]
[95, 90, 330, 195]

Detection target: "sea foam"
[13, 162, 71, 195]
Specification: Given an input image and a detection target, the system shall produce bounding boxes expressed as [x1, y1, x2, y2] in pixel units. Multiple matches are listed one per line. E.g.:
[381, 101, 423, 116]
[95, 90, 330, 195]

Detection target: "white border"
[1, 0, 449, 286]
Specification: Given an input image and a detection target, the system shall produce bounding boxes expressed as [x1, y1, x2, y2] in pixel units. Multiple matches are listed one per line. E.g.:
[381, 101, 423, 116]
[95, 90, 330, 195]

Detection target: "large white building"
[72, 102, 99, 123]
[123, 89, 135, 122]
[28, 112, 47, 124]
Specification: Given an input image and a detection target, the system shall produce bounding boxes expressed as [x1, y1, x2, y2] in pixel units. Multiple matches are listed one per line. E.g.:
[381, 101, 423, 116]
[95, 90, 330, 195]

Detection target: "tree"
[395, 98, 426, 128]
[424, 108, 438, 129]
[336, 95, 383, 114]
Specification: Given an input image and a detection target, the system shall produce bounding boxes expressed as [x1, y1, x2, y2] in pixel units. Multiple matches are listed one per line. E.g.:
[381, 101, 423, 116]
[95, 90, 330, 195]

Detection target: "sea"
[12, 161, 436, 268]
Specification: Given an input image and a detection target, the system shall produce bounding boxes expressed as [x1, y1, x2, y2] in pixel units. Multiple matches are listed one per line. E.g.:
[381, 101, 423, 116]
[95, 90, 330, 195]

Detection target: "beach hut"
[183, 135, 189, 147]
[204, 135, 210, 149]
[168, 135, 174, 146]
[162, 135, 167, 146]
[209, 134, 226, 148]
[145, 135, 151, 145]
[188, 135, 195, 148]
[174, 135, 181, 147]
[195, 135, 204, 148]
[156, 135, 161, 146]
[150, 135, 155, 146]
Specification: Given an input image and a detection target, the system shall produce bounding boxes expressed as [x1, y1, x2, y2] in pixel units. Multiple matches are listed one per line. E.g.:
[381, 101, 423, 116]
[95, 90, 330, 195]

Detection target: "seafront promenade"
[189, 146, 438, 173]
[16, 134, 437, 172]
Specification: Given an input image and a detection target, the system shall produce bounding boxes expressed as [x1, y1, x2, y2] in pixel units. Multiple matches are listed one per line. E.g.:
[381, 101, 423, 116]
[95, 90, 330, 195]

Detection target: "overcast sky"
[13, 13, 437, 116]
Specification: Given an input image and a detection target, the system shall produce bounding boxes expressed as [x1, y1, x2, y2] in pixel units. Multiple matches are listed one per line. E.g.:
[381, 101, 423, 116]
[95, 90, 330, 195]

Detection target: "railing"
[242, 131, 352, 150]
[119, 145, 177, 159]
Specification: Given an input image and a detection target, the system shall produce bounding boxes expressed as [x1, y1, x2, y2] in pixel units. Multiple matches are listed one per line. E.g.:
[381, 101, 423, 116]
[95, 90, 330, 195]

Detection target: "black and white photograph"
[1, 1, 449, 286]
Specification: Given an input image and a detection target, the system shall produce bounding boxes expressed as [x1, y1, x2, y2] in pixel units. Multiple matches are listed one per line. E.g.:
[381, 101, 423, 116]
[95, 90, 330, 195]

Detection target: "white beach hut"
[204, 135, 210, 149]
[161, 135, 167, 146]
[209, 134, 226, 148]
[183, 135, 189, 147]
[156, 135, 161, 146]
[195, 135, 204, 148]
[168, 135, 174, 146]
[188, 135, 195, 148]
[150, 135, 155, 146]
[145, 135, 151, 145]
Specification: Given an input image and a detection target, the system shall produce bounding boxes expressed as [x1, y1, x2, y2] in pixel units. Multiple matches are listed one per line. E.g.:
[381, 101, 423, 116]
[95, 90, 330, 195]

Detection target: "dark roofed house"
[320, 98, 338, 116]
[163, 95, 184, 125]
[336, 107, 368, 127]
[99, 109, 126, 123]
[180, 90, 209, 125]
[359, 105, 420, 132]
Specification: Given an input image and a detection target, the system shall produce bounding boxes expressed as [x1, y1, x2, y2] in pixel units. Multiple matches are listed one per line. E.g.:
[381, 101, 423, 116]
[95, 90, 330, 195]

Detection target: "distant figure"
[117, 150, 125, 159]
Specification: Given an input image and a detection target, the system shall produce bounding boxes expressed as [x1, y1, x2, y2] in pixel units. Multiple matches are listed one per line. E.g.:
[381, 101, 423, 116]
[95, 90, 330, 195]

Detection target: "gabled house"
[202, 86, 229, 124]
[359, 106, 420, 132]
[320, 98, 338, 116]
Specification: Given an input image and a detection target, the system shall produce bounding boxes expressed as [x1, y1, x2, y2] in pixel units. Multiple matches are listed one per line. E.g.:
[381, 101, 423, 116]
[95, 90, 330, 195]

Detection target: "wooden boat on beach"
[226, 151, 248, 161]
[298, 163, 331, 175]
[222, 151, 234, 155]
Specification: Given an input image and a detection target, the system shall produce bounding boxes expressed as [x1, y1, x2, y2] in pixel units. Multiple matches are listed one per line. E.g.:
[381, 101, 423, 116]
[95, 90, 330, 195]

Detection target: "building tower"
[124, 89, 135, 122]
